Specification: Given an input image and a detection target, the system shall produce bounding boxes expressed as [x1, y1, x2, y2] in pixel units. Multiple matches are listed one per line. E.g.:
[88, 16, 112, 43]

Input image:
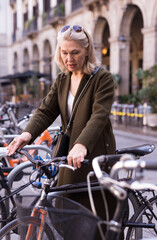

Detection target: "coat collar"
[62, 72, 92, 124]
[73, 73, 90, 106]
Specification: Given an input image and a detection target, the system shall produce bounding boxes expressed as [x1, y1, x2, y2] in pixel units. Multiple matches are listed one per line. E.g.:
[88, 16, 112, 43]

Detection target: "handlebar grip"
[143, 160, 157, 170]
[60, 157, 89, 165]
[82, 159, 89, 165]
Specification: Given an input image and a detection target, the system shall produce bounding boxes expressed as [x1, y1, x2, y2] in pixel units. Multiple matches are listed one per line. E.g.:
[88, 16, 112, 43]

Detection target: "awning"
[0, 74, 13, 79]
[0, 79, 12, 86]
[0, 70, 51, 81]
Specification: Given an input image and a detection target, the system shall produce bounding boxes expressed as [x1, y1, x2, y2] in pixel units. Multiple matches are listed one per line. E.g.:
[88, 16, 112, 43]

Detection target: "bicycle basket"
[16, 194, 100, 240]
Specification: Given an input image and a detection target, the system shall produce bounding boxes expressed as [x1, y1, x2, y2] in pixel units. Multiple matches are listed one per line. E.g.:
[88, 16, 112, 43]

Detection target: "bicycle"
[0, 125, 60, 171]
[90, 154, 157, 239]
[0, 145, 156, 239]
[0, 102, 33, 135]
[0, 145, 54, 230]
[0, 148, 99, 240]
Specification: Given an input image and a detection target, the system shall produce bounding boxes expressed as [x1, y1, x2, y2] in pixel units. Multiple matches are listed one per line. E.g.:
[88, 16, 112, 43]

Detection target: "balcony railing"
[72, 0, 83, 11]
[42, 3, 65, 27]
[23, 17, 38, 39]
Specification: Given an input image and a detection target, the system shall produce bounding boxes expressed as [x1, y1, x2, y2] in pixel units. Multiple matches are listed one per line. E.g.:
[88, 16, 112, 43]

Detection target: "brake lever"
[59, 164, 75, 171]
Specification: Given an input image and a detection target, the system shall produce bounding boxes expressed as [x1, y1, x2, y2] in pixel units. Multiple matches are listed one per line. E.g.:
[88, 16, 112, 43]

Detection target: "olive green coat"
[24, 67, 116, 186]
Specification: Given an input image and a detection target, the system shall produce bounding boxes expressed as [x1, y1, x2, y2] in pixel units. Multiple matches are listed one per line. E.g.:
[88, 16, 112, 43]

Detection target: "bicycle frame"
[92, 154, 157, 240]
[25, 208, 48, 240]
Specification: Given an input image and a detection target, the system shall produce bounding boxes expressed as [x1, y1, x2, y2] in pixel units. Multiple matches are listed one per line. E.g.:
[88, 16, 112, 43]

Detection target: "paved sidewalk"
[53, 115, 157, 141]
[112, 122, 157, 139]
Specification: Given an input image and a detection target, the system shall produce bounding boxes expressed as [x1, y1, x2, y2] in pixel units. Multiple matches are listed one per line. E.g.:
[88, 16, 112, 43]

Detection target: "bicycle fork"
[25, 208, 48, 240]
[25, 178, 52, 240]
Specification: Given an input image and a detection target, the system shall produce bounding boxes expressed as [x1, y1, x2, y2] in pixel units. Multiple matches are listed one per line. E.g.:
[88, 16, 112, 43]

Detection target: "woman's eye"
[72, 51, 79, 55]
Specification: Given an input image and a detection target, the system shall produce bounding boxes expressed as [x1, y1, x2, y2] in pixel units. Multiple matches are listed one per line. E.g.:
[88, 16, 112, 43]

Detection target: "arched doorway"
[32, 44, 39, 71]
[43, 39, 52, 76]
[93, 17, 110, 70]
[102, 22, 110, 70]
[23, 48, 30, 71]
[119, 5, 144, 95]
[13, 52, 18, 73]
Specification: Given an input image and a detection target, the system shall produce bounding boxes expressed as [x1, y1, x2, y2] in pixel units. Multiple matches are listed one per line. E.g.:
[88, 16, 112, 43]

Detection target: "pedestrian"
[8, 24, 116, 239]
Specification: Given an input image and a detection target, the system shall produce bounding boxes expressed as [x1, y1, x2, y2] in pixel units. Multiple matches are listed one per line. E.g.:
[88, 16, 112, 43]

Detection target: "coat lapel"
[61, 72, 93, 128]
[60, 72, 71, 125]
[73, 74, 90, 107]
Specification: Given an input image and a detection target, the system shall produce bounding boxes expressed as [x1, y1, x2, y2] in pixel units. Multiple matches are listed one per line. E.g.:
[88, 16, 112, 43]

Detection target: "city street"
[113, 127, 157, 184]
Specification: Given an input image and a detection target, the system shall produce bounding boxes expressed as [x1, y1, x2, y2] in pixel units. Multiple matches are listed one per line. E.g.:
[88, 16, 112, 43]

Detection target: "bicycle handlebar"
[92, 154, 157, 200]
[92, 155, 127, 200]
[0, 147, 88, 170]
[110, 154, 157, 178]
[17, 148, 88, 167]
[17, 114, 32, 123]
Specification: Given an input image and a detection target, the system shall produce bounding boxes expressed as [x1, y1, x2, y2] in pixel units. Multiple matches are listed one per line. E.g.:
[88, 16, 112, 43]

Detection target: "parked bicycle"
[0, 145, 156, 239]
[0, 124, 60, 171]
[91, 154, 157, 239]
[0, 145, 54, 230]
[0, 102, 33, 135]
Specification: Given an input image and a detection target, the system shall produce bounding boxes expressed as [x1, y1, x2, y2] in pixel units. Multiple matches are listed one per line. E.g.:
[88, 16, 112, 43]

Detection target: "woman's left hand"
[67, 143, 87, 169]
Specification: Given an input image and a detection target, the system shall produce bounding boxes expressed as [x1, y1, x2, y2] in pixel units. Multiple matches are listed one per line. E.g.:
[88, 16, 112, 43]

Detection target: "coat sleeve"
[23, 76, 60, 142]
[74, 70, 114, 154]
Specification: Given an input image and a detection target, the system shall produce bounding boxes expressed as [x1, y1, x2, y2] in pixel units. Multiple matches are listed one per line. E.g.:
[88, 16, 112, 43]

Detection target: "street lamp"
[102, 46, 108, 56]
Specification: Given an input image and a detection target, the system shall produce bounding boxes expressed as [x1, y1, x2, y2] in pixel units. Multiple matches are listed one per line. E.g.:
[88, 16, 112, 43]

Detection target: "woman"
[8, 24, 117, 238]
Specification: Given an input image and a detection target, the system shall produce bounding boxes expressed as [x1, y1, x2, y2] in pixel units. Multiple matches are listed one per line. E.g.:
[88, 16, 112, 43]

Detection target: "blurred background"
[0, 0, 157, 129]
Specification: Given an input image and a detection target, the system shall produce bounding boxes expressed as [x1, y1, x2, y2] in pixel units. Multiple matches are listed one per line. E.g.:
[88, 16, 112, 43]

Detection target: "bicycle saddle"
[116, 144, 155, 156]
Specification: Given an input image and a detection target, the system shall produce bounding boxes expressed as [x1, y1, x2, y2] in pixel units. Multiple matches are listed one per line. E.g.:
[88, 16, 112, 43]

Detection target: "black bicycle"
[91, 153, 157, 240]
[0, 144, 156, 239]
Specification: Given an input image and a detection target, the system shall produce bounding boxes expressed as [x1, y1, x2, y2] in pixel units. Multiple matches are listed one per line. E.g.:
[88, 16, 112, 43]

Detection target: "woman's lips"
[68, 64, 76, 68]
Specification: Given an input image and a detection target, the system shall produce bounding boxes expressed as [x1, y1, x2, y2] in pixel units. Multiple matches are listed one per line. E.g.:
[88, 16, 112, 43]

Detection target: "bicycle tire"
[0, 216, 55, 239]
[126, 195, 157, 240]
[7, 161, 34, 188]
[0, 196, 7, 228]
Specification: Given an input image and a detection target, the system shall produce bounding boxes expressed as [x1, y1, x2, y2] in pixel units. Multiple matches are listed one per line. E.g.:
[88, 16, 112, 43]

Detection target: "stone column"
[28, 0, 33, 19]
[109, 37, 120, 74]
[38, 0, 43, 30]
[16, 0, 23, 40]
[109, 38, 121, 97]
[142, 27, 157, 70]
[119, 39, 130, 95]
[109, 36, 131, 96]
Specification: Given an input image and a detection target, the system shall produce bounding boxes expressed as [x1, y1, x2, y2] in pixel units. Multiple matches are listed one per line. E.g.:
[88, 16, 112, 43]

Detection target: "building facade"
[1, 0, 157, 102]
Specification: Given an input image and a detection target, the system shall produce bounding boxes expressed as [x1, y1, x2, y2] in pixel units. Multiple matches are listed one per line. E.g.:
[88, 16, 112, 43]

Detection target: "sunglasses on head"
[61, 25, 84, 33]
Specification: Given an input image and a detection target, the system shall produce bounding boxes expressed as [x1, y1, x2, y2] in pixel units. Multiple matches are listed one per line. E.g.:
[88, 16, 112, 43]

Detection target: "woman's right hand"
[7, 132, 32, 156]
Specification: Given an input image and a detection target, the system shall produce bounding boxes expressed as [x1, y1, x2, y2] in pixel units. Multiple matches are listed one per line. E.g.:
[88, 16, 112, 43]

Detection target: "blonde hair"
[54, 25, 100, 75]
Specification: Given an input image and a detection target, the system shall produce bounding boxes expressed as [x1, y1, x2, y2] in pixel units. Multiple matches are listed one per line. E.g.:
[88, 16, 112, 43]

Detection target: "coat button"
[106, 143, 109, 147]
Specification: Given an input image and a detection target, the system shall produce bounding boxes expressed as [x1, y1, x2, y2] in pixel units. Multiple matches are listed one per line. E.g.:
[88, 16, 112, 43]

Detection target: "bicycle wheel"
[0, 196, 7, 228]
[126, 195, 157, 240]
[0, 216, 55, 240]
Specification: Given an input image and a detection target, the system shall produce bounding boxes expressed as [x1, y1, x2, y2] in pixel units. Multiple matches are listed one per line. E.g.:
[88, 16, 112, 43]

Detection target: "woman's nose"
[67, 54, 73, 61]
